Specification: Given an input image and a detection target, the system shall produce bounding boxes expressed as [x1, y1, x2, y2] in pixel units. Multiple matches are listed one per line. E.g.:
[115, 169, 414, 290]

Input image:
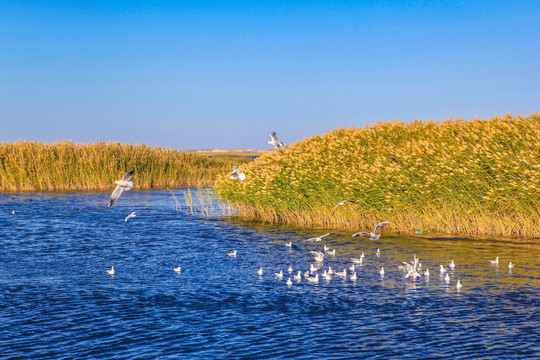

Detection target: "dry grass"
[0, 140, 253, 191]
[215, 113, 540, 238]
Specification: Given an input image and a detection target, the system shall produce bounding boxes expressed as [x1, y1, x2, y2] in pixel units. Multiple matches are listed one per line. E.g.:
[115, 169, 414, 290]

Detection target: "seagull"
[331, 200, 356, 215]
[439, 265, 447, 275]
[489, 257, 499, 266]
[307, 274, 319, 284]
[322, 271, 332, 281]
[351, 257, 364, 264]
[449, 259, 456, 270]
[444, 273, 451, 283]
[349, 264, 356, 272]
[334, 269, 347, 278]
[11, 210, 15, 214]
[106, 266, 115, 276]
[352, 222, 389, 241]
[380, 267, 385, 276]
[275, 270, 284, 280]
[288, 266, 293, 273]
[326, 249, 336, 256]
[284, 242, 292, 248]
[173, 266, 181, 274]
[376, 248, 380, 256]
[267, 131, 284, 151]
[109, 169, 134, 207]
[309, 263, 319, 273]
[304, 232, 332, 242]
[230, 165, 246, 181]
[286, 277, 293, 286]
[311, 251, 325, 262]
[508, 262, 515, 270]
[424, 269, 430, 277]
[257, 267, 263, 276]
[350, 272, 357, 281]
[456, 279, 463, 289]
[293, 271, 302, 282]
[399, 254, 422, 280]
[227, 250, 237, 257]
[124, 212, 137, 222]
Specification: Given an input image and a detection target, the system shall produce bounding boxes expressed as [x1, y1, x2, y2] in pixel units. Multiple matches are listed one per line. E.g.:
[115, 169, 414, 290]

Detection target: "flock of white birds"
[100, 132, 516, 288]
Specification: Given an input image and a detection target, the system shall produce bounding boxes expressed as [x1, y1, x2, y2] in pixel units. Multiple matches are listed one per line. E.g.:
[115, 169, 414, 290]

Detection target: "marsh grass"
[168, 187, 234, 216]
[0, 140, 252, 191]
[215, 113, 540, 238]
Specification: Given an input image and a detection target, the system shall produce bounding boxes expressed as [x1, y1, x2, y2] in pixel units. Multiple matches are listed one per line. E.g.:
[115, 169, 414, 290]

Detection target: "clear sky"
[1, 1, 539, 149]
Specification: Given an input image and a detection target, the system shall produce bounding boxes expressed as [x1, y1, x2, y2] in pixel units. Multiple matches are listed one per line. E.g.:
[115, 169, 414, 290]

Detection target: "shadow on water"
[0, 189, 539, 359]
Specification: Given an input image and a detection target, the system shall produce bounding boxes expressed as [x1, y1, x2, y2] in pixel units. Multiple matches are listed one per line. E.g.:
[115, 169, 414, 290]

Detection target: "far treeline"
[215, 114, 540, 238]
[0, 141, 253, 191]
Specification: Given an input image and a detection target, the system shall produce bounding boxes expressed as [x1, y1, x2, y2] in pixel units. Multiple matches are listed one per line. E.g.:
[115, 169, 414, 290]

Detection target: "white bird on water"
[106, 266, 115, 276]
[331, 200, 356, 215]
[227, 250, 237, 257]
[230, 165, 246, 181]
[350, 272, 357, 281]
[304, 232, 332, 242]
[288, 266, 293, 273]
[124, 212, 137, 222]
[399, 254, 422, 280]
[286, 277, 293, 286]
[275, 270, 284, 280]
[508, 262, 515, 270]
[267, 132, 284, 151]
[376, 248, 381, 257]
[489, 257, 499, 266]
[444, 273, 451, 283]
[293, 271, 302, 282]
[439, 265, 447, 275]
[449, 259, 456, 270]
[424, 268, 430, 277]
[311, 251, 325, 263]
[380, 267, 385, 276]
[456, 279, 463, 289]
[352, 222, 389, 241]
[307, 274, 319, 284]
[284, 242, 292, 248]
[173, 266, 181, 274]
[109, 169, 134, 207]
[257, 267, 263, 276]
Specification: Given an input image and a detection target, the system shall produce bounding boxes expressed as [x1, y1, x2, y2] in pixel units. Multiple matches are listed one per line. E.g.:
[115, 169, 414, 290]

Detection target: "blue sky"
[1, 1, 539, 149]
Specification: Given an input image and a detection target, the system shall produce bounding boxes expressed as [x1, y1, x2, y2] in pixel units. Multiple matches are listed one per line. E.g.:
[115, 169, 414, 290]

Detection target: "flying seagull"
[267, 132, 284, 151]
[124, 212, 137, 222]
[304, 232, 332, 242]
[109, 169, 134, 207]
[230, 165, 246, 181]
[331, 200, 356, 215]
[352, 221, 389, 241]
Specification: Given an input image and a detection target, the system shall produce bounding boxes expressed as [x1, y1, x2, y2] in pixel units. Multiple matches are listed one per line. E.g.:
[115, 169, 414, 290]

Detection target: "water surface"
[1, 190, 539, 359]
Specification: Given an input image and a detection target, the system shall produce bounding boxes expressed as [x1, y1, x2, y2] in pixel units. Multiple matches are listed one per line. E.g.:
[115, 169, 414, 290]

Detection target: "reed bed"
[215, 113, 540, 238]
[0, 141, 252, 191]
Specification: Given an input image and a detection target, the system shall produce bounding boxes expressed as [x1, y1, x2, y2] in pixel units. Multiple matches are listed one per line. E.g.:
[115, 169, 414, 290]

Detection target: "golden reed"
[215, 113, 540, 238]
[0, 140, 252, 191]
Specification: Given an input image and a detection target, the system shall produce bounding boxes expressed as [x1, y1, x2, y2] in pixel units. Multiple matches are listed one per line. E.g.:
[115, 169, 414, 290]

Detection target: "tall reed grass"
[0, 141, 252, 191]
[215, 113, 540, 238]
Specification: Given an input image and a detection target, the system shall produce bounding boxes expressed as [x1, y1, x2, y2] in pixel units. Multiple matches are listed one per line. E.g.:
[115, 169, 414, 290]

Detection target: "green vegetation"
[215, 114, 540, 238]
[0, 140, 252, 191]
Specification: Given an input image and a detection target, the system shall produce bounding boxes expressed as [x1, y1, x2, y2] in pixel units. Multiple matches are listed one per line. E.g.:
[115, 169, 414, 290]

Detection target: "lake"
[1, 189, 539, 359]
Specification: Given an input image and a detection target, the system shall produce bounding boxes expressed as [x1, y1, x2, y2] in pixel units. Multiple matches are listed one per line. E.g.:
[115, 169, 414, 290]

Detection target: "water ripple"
[1, 190, 539, 359]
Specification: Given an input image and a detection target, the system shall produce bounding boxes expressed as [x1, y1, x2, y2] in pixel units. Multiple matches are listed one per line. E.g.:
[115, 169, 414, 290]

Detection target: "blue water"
[1, 189, 539, 359]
